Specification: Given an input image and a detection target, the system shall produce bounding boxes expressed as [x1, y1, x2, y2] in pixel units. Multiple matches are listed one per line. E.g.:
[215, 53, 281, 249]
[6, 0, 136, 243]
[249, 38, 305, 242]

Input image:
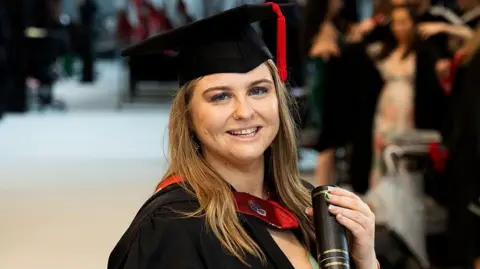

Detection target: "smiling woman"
[108, 3, 378, 269]
[191, 63, 280, 168]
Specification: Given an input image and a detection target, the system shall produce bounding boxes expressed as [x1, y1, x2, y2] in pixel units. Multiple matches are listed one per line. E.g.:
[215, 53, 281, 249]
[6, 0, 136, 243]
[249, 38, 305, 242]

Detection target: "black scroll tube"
[312, 185, 351, 268]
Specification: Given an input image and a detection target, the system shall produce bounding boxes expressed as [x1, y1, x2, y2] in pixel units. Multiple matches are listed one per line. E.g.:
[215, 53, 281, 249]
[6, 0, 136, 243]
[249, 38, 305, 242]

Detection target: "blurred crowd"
[300, 1, 480, 269]
[0, 0, 100, 114]
[0, 0, 479, 269]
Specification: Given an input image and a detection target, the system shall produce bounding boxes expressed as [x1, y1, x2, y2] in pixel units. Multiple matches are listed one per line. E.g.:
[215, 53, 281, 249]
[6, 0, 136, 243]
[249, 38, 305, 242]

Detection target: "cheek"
[191, 103, 228, 138]
[260, 96, 280, 126]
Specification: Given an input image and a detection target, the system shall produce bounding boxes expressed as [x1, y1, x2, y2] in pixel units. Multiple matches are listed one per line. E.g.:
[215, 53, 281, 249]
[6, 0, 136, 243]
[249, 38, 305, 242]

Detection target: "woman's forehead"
[195, 63, 273, 90]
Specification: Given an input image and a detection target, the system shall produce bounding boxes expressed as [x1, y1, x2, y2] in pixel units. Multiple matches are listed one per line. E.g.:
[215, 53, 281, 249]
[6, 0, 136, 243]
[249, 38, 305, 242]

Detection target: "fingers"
[328, 205, 373, 232]
[335, 213, 367, 239]
[326, 187, 374, 218]
[326, 186, 357, 198]
[305, 207, 313, 216]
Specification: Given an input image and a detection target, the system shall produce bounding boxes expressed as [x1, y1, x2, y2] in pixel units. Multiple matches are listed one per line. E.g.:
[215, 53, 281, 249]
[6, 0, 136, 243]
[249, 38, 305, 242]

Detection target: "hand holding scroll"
[306, 186, 377, 269]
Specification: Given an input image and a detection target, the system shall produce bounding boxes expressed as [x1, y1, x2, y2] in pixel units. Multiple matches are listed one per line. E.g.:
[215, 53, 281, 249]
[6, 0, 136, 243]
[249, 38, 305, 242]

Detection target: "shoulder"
[108, 184, 204, 269]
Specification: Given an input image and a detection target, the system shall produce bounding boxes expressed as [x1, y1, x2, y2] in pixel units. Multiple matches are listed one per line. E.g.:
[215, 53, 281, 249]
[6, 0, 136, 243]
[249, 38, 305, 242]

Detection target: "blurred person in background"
[77, 0, 97, 83]
[303, 0, 344, 188]
[441, 9, 480, 268]
[307, 0, 386, 195]
[368, 5, 448, 188]
[24, 0, 68, 110]
[311, 2, 447, 195]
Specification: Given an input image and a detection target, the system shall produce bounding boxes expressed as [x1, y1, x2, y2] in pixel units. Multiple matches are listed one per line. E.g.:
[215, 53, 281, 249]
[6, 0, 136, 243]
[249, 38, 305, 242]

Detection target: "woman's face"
[391, 8, 414, 42]
[190, 63, 280, 166]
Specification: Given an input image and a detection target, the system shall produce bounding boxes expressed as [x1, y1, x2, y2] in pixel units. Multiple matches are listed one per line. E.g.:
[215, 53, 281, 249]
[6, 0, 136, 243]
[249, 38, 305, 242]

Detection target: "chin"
[228, 146, 267, 164]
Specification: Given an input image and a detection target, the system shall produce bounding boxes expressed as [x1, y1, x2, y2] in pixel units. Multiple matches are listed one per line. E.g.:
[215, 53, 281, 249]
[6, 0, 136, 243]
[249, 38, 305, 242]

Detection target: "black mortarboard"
[121, 2, 292, 86]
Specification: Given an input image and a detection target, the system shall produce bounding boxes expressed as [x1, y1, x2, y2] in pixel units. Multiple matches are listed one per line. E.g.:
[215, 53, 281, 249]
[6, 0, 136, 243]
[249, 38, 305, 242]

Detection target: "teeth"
[229, 127, 258, 136]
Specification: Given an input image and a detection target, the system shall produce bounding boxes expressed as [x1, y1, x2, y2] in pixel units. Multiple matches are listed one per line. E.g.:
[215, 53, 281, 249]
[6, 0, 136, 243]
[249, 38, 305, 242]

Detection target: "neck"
[397, 42, 408, 50]
[396, 37, 411, 50]
[203, 152, 266, 199]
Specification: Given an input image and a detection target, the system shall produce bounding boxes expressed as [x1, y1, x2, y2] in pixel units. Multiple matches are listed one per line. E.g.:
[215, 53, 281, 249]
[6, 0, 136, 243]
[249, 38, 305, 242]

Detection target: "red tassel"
[265, 2, 288, 82]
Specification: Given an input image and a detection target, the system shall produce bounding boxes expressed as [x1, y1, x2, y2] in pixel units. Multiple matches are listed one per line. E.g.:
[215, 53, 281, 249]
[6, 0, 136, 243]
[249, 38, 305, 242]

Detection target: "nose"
[233, 98, 254, 120]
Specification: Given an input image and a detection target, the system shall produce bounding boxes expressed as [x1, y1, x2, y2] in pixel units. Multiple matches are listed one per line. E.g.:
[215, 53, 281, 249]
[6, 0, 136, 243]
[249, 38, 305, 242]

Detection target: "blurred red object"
[373, 13, 385, 24]
[428, 142, 449, 172]
[439, 49, 467, 95]
[116, 0, 176, 45]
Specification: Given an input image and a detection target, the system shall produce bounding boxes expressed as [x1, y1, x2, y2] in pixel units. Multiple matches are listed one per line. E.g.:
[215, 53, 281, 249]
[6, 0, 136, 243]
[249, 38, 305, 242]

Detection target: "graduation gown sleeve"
[120, 217, 204, 269]
[107, 187, 205, 269]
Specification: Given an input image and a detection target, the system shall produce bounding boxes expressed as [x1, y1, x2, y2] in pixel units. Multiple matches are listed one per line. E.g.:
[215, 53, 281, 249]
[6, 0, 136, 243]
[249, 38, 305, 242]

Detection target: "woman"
[108, 3, 378, 269]
[368, 5, 447, 188]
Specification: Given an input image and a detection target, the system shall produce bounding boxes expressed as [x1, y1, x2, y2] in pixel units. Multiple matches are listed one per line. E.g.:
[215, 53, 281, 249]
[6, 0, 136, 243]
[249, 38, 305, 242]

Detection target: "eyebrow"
[203, 79, 274, 93]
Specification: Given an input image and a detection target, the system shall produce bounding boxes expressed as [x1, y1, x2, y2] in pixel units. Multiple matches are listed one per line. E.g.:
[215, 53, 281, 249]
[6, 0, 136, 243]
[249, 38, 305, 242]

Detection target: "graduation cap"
[121, 2, 292, 86]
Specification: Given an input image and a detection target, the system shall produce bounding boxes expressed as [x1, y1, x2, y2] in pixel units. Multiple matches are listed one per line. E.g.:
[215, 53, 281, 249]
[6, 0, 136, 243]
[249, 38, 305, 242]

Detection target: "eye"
[210, 92, 231, 102]
[248, 87, 269, 96]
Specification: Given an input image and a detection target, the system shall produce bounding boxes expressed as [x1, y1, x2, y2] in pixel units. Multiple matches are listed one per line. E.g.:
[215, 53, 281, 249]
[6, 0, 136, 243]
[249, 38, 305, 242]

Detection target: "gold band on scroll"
[323, 261, 350, 268]
[312, 189, 329, 198]
[317, 249, 349, 261]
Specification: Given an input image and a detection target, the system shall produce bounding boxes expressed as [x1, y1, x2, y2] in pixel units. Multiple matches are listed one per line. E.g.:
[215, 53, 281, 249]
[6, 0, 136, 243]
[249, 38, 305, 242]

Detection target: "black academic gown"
[442, 50, 480, 266]
[108, 182, 321, 269]
[315, 39, 448, 194]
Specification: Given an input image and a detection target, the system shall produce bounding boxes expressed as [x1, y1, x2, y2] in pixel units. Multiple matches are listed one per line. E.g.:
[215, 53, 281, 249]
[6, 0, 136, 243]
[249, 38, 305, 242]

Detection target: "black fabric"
[3, 0, 28, 112]
[418, 9, 454, 60]
[0, 4, 11, 118]
[107, 182, 316, 269]
[442, 50, 480, 267]
[78, 0, 97, 82]
[121, 4, 294, 86]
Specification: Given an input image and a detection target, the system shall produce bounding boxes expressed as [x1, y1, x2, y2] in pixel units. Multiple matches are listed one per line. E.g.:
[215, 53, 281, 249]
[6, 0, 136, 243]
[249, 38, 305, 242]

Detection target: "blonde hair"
[160, 59, 315, 265]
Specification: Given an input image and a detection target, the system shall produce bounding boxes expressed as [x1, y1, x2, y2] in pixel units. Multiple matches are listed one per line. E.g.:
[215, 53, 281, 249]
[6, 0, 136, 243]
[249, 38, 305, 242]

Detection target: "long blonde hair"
[161, 59, 315, 265]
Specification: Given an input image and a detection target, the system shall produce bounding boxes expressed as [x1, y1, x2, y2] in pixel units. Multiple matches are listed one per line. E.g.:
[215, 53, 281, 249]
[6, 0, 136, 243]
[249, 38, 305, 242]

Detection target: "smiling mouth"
[227, 127, 261, 137]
